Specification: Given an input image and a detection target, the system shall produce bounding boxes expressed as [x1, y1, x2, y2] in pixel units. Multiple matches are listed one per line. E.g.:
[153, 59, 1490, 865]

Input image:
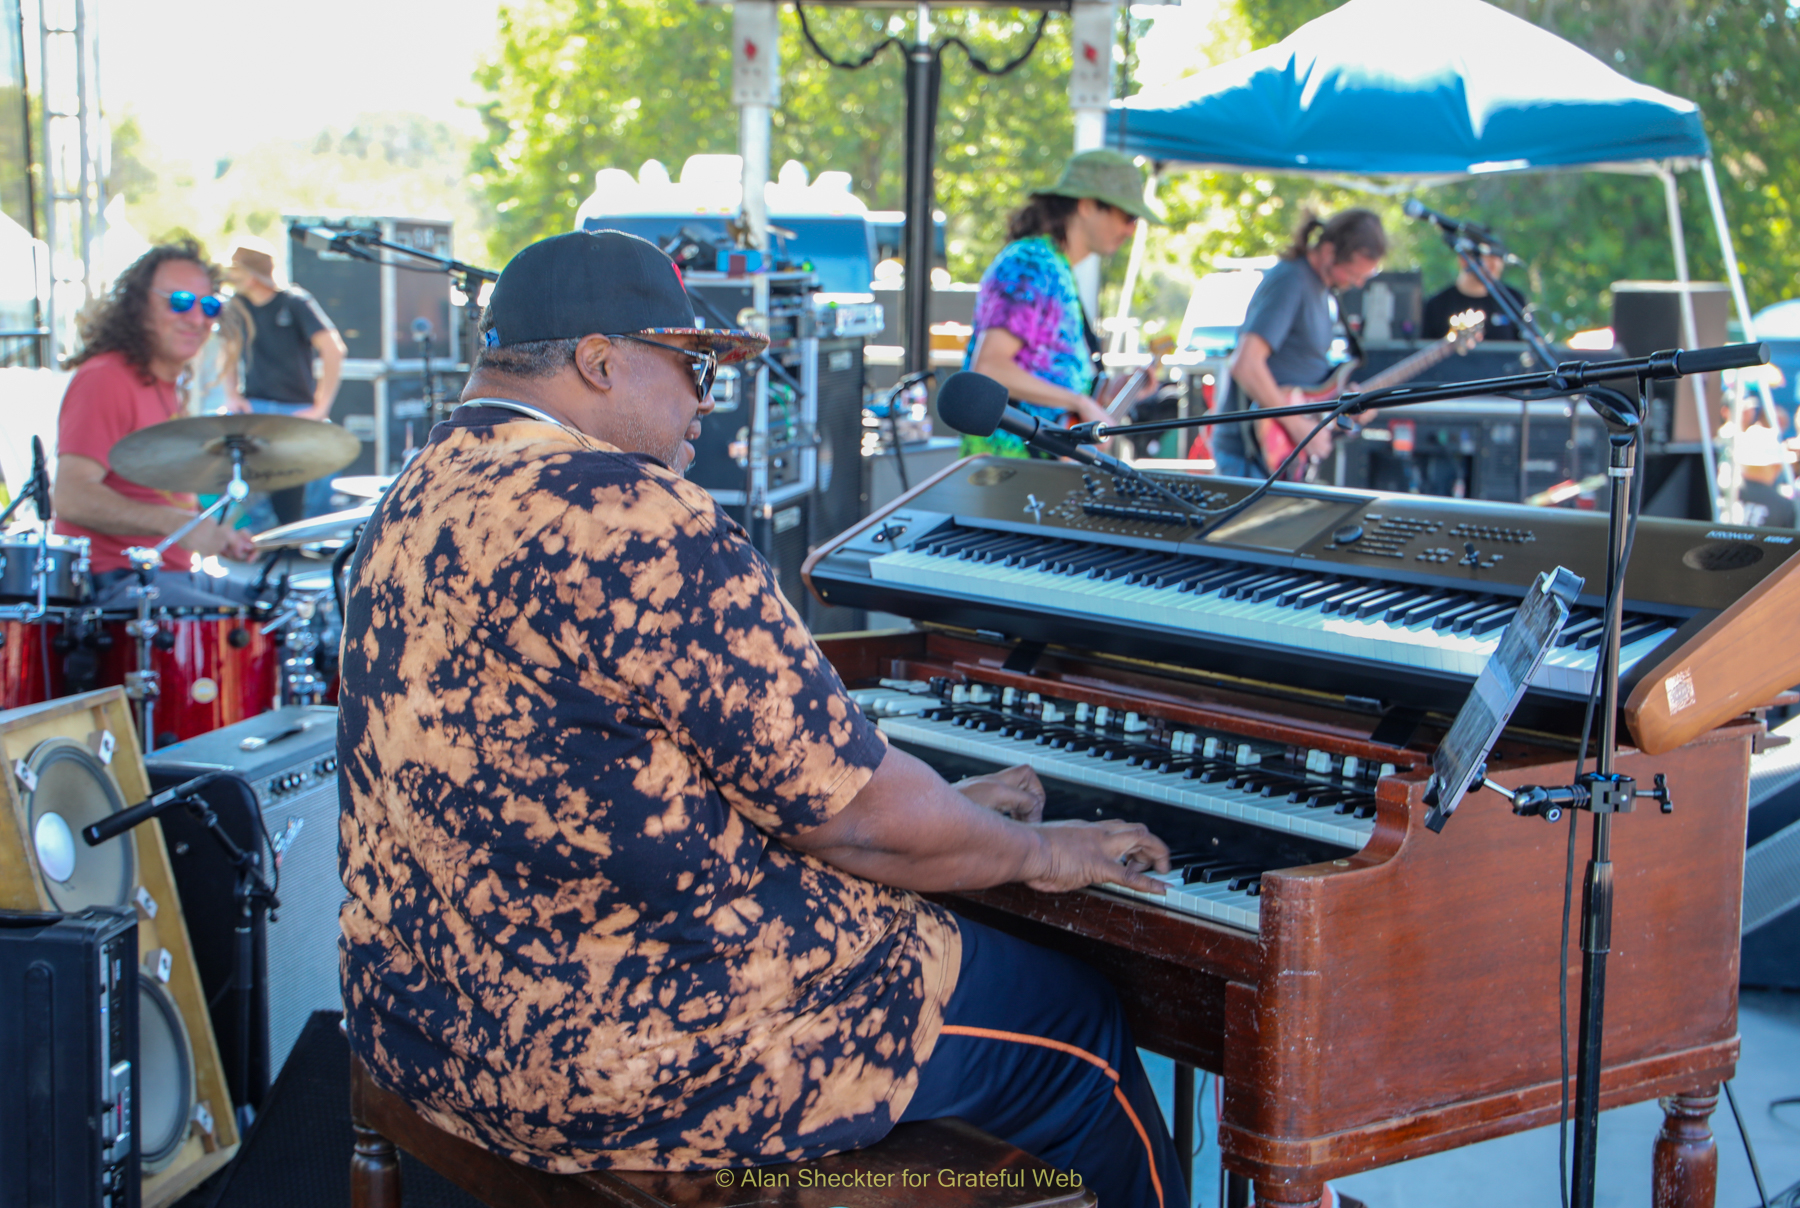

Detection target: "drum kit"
[1, 414, 393, 751]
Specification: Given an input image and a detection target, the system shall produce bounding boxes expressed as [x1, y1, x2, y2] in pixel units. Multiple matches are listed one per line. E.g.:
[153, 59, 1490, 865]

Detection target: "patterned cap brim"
[641, 327, 770, 365]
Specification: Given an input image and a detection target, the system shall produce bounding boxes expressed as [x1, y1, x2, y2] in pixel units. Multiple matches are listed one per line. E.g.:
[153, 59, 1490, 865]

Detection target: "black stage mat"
[176, 1011, 484, 1208]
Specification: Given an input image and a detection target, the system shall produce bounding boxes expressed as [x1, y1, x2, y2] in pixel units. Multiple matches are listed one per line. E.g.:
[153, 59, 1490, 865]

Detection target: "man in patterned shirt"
[338, 230, 1185, 1206]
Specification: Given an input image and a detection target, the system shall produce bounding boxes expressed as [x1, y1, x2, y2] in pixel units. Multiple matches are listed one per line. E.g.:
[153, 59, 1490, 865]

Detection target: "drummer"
[52, 241, 258, 605]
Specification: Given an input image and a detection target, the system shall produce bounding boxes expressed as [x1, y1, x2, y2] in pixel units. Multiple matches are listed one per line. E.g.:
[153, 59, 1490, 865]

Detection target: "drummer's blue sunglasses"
[154, 288, 224, 318]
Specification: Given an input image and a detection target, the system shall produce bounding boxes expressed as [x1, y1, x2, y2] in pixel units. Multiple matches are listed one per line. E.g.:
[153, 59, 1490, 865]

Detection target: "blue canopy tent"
[1105, 0, 1780, 513]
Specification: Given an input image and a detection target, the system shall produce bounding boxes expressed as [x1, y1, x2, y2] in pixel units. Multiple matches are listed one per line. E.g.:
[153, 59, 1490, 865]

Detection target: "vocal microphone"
[937, 371, 1125, 471]
[292, 224, 364, 255]
[411, 317, 435, 344]
[29, 434, 50, 522]
[1402, 198, 1467, 234]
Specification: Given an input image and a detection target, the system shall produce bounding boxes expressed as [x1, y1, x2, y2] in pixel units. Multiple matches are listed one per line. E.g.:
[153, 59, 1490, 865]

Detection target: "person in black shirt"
[224, 237, 347, 523]
[1421, 229, 1529, 341]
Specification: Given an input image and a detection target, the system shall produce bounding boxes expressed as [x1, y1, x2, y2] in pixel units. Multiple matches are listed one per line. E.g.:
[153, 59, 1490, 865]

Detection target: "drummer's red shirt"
[54, 351, 200, 575]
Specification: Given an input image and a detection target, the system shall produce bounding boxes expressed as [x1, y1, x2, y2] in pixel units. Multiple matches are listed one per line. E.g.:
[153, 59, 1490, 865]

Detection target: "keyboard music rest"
[814, 630, 1750, 1208]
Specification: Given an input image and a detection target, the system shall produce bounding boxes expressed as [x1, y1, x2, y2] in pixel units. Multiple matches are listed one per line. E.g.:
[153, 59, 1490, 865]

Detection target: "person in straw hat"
[962, 149, 1164, 458]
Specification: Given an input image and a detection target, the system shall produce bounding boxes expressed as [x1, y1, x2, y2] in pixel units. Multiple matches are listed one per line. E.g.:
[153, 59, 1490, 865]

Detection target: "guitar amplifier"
[0, 906, 141, 1208]
[146, 707, 342, 1110]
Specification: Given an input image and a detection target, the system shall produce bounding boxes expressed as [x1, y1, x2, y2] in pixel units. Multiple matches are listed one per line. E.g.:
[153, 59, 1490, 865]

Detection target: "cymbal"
[330, 474, 396, 499]
[251, 502, 376, 551]
[111, 413, 361, 494]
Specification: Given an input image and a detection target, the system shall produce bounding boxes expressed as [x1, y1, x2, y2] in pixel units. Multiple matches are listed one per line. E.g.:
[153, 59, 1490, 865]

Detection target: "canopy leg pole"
[1699, 158, 1792, 487]
[1661, 166, 1720, 521]
[1108, 165, 1155, 358]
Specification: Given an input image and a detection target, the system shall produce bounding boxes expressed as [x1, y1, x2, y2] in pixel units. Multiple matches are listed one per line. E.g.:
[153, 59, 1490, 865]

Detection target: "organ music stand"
[1051, 341, 1764, 1208]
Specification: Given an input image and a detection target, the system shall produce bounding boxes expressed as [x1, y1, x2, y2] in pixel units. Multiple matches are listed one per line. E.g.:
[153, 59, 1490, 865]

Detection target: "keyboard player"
[335, 231, 1186, 1206]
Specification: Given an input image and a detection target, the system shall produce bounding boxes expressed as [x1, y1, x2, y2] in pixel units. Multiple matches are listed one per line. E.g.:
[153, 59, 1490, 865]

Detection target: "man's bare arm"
[54, 454, 255, 559]
[971, 328, 1111, 426]
[785, 744, 1170, 894]
[299, 328, 347, 420]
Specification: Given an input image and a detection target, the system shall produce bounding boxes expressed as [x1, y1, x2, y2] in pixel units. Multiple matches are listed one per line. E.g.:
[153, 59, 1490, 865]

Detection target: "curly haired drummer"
[52, 241, 258, 602]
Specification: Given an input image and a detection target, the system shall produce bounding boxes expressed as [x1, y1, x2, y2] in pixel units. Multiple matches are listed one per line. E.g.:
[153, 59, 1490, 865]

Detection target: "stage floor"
[1146, 989, 1800, 1206]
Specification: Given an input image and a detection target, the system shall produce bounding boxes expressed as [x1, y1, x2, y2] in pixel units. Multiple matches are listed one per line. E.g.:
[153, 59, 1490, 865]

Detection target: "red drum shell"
[0, 616, 58, 711]
[88, 613, 278, 744]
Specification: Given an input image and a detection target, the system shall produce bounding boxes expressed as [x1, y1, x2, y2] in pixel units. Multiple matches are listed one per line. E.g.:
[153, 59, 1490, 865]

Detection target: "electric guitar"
[1256, 311, 1486, 481]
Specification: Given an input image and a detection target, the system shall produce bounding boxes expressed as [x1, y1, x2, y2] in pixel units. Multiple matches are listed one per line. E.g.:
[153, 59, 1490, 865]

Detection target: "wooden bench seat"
[350, 1055, 1098, 1208]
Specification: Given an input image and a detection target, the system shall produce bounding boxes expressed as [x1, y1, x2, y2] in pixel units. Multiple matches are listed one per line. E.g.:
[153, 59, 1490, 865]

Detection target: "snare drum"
[0, 533, 90, 604]
[81, 609, 279, 744]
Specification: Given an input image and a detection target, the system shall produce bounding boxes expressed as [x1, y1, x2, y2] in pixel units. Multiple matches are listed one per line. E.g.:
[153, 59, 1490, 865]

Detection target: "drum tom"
[63, 606, 279, 746]
[0, 533, 90, 604]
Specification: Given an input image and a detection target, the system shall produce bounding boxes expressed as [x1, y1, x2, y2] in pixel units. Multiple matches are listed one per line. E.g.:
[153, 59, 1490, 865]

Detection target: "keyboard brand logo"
[1705, 530, 1756, 540]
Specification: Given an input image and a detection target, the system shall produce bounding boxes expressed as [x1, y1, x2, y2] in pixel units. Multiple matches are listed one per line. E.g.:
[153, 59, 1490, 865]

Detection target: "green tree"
[473, 1, 1076, 281]
[1218, 0, 1800, 334]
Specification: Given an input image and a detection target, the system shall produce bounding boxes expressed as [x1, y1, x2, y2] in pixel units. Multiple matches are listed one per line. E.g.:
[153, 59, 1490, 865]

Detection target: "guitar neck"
[1358, 338, 1459, 392]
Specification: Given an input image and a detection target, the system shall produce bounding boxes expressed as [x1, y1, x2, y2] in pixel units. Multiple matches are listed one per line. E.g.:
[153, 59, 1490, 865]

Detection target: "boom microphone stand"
[1030, 340, 1767, 1208]
[1403, 200, 1570, 495]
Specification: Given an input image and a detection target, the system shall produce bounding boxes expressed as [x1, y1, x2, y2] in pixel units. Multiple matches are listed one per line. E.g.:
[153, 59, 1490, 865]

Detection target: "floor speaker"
[0, 688, 240, 1207]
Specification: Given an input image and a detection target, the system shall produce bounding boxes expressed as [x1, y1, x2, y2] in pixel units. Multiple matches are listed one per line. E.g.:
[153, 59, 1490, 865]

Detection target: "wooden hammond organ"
[803, 456, 1800, 1207]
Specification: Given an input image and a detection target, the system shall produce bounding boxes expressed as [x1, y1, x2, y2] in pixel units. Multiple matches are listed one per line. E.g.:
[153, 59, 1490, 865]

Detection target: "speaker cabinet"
[0, 689, 239, 1207]
[1612, 281, 1731, 442]
[149, 706, 343, 1110]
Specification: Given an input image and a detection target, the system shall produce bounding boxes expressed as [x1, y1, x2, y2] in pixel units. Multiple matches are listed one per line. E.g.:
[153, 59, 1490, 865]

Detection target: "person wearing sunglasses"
[336, 229, 1182, 1207]
[222, 237, 348, 524]
[53, 240, 258, 599]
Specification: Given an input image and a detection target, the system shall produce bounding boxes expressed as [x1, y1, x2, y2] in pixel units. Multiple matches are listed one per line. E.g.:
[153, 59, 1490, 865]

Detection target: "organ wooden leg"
[351, 1122, 403, 1208]
[1652, 1086, 1719, 1208]
[1254, 1179, 1324, 1207]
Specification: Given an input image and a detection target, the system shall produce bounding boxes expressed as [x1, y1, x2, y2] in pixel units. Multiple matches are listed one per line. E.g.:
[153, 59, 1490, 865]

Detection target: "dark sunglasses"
[154, 288, 225, 318]
[614, 334, 718, 400]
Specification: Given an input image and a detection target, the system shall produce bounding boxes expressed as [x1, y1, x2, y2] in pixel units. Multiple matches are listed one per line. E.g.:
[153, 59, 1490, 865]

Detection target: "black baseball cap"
[482, 230, 768, 363]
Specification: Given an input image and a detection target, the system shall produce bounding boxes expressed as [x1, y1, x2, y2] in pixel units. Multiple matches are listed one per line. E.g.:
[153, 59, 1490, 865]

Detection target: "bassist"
[1214, 209, 1387, 478]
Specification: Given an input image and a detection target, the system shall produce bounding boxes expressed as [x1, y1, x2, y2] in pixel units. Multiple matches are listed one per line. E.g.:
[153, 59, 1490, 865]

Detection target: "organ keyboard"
[809, 456, 1800, 753]
[803, 458, 1799, 1208]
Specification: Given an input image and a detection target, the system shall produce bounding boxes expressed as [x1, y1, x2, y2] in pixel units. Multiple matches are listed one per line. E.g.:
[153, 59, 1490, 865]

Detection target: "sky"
[101, 0, 503, 168]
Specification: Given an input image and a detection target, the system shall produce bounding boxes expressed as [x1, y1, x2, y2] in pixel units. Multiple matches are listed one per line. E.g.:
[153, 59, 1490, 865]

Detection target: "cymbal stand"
[121, 442, 252, 751]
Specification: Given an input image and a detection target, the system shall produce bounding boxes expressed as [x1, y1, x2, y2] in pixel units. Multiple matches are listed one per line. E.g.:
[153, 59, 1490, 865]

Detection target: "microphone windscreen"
[935, 371, 1009, 438]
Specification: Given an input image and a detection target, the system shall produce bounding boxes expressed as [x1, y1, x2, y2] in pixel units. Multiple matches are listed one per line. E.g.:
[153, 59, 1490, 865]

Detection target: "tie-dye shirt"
[961, 235, 1096, 457]
[338, 405, 962, 1172]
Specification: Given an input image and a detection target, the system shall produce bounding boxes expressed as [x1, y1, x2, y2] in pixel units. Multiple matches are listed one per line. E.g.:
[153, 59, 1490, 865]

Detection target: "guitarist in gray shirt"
[1214, 210, 1387, 478]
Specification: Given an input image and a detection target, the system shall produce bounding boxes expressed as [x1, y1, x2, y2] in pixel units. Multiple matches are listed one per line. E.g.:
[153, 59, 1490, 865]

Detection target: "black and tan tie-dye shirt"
[337, 405, 962, 1173]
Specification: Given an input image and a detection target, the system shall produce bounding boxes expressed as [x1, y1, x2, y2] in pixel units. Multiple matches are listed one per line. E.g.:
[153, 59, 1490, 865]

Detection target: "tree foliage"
[473, 0, 1800, 336]
[1227, 0, 1800, 333]
[473, 1, 1074, 280]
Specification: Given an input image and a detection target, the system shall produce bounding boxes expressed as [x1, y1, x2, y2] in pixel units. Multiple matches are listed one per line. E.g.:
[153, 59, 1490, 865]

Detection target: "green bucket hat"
[1035, 149, 1165, 225]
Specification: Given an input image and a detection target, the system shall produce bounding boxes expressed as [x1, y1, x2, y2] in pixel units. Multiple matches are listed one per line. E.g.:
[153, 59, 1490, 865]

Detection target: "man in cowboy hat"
[336, 229, 1185, 1206]
[962, 148, 1164, 457]
[224, 235, 347, 522]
